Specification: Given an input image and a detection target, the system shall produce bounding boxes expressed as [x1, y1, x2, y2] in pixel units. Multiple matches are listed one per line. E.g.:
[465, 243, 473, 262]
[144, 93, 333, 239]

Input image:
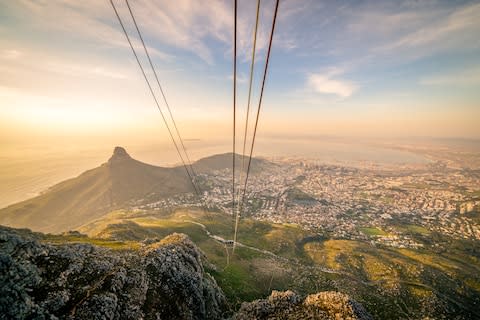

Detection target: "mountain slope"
[193, 152, 272, 173]
[0, 147, 193, 233]
[0, 148, 274, 234]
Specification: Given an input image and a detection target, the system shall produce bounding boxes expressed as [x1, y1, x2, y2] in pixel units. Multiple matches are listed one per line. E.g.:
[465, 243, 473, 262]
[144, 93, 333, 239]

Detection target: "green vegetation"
[395, 224, 431, 235]
[73, 209, 312, 308]
[465, 210, 480, 223]
[40, 208, 480, 319]
[380, 195, 394, 204]
[471, 190, 480, 198]
[286, 187, 317, 203]
[302, 237, 480, 318]
[41, 234, 140, 250]
[359, 227, 388, 236]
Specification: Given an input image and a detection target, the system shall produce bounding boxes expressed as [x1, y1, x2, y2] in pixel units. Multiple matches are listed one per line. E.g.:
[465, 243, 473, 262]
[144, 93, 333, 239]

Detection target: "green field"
[395, 224, 431, 235]
[359, 226, 388, 236]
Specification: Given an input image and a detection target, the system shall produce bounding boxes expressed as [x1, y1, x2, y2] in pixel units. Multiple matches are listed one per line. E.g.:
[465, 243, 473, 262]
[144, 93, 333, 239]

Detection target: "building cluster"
[131, 158, 480, 247]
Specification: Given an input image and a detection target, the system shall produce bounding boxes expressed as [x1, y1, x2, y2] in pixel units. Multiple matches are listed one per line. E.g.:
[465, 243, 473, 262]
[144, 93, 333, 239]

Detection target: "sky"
[1, 0, 480, 153]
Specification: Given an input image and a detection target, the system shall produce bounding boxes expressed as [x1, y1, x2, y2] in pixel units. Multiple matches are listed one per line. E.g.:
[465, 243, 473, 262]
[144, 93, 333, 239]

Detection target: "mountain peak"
[113, 146, 129, 157]
[109, 146, 131, 163]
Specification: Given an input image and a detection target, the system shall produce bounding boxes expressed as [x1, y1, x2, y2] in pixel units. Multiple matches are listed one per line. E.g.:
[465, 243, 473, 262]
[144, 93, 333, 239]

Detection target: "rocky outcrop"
[234, 290, 373, 320]
[0, 226, 226, 319]
[108, 146, 132, 164]
[0, 226, 373, 320]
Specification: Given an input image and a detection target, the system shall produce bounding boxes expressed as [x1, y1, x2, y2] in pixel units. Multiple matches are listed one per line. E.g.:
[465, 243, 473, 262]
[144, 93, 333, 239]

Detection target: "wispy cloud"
[1, 49, 22, 60]
[275, 0, 480, 71]
[45, 61, 128, 80]
[228, 72, 247, 84]
[1, 0, 172, 61]
[126, 0, 301, 64]
[377, 3, 480, 55]
[0, 49, 129, 83]
[1, 0, 297, 66]
[307, 72, 357, 98]
[420, 67, 480, 86]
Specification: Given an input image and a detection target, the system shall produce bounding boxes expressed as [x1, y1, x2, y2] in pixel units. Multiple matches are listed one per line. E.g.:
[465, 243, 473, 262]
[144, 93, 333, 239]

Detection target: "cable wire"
[124, 0, 201, 197]
[234, 0, 261, 252]
[109, 0, 202, 202]
[240, 0, 261, 176]
[235, 0, 280, 247]
[232, 0, 238, 249]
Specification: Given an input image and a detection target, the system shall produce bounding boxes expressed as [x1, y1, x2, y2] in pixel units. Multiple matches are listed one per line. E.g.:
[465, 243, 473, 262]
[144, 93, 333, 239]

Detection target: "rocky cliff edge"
[0, 226, 226, 319]
[0, 226, 372, 319]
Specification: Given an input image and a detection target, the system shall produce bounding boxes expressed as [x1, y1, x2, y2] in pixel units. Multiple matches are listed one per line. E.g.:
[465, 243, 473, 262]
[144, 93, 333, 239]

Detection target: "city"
[131, 157, 480, 249]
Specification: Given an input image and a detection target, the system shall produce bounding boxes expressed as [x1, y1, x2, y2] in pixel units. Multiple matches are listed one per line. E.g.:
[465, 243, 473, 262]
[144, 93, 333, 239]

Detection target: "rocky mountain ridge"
[0, 147, 194, 233]
[0, 148, 273, 234]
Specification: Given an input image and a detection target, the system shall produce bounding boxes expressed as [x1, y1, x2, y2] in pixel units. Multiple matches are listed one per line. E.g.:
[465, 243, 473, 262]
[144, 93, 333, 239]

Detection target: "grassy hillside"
[69, 208, 480, 319]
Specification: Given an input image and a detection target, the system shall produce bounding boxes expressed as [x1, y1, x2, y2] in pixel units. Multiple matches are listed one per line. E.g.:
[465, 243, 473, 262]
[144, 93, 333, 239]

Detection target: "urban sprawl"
[133, 158, 480, 249]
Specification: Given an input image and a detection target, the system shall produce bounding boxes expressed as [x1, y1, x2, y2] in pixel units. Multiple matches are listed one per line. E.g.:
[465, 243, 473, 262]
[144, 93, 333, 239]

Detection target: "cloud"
[378, 3, 480, 54]
[1, 0, 297, 66]
[45, 62, 128, 80]
[114, 0, 297, 64]
[420, 67, 480, 86]
[0, 48, 129, 82]
[275, 0, 479, 71]
[1, 0, 172, 61]
[228, 72, 247, 84]
[91, 67, 127, 80]
[308, 73, 356, 98]
[1, 49, 22, 60]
